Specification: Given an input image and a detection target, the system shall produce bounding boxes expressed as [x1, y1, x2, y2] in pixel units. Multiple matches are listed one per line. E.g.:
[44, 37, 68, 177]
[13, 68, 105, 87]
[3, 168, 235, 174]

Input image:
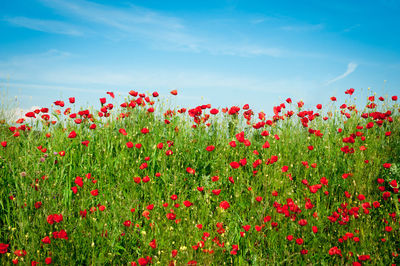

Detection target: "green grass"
[0, 90, 399, 265]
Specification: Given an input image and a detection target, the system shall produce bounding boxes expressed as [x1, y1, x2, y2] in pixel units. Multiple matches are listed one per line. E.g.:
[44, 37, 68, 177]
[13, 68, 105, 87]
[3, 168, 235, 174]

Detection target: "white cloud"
[326, 62, 358, 85]
[343, 24, 360, 33]
[36, 0, 284, 57]
[281, 23, 324, 32]
[1, 106, 41, 123]
[0, 49, 303, 96]
[3, 16, 83, 36]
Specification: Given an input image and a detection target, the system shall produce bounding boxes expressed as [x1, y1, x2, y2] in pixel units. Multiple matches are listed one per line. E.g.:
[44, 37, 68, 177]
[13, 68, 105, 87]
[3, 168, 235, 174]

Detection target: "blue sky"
[0, 0, 399, 115]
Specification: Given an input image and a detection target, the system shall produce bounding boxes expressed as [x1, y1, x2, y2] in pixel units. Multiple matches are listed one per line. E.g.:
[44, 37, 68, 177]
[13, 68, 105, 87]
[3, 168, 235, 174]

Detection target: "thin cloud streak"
[326, 62, 358, 85]
[281, 23, 324, 32]
[0, 51, 300, 95]
[3, 16, 83, 36]
[37, 0, 284, 57]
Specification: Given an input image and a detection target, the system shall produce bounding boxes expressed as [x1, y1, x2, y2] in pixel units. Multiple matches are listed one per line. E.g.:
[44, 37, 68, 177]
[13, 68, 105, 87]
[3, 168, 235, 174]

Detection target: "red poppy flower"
[219, 201, 230, 209]
[383, 163, 391, 168]
[69, 97, 75, 103]
[119, 128, 127, 135]
[206, 145, 215, 151]
[186, 167, 195, 175]
[262, 141, 270, 149]
[0, 243, 9, 254]
[243, 139, 251, 146]
[389, 180, 398, 188]
[128, 90, 137, 97]
[230, 161, 240, 169]
[25, 112, 36, 118]
[357, 194, 366, 201]
[79, 209, 87, 218]
[298, 219, 307, 226]
[139, 162, 148, 169]
[183, 201, 193, 207]
[71, 186, 78, 194]
[14, 250, 27, 257]
[312, 226, 318, 233]
[41, 236, 51, 244]
[170, 90, 178, 95]
[1, 141, 7, 147]
[126, 142, 134, 148]
[90, 189, 99, 196]
[172, 249, 178, 257]
[210, 108, 219, 115]
[68, 131, 77, 138]
[166, 212, 176, 220]
[242, 225, 251, 231]
[211, 176, 219, 182]
[345, 88, 355, 95]
[73, 176, 83, 188]
[149, 239, 157, 249]
[212, 189, 221, 195]
[34, 201, 42, 209]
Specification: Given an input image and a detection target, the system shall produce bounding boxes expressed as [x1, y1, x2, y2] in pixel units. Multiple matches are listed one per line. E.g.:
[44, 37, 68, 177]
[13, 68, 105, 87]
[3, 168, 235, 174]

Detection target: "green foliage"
[0, 91, 399, 265]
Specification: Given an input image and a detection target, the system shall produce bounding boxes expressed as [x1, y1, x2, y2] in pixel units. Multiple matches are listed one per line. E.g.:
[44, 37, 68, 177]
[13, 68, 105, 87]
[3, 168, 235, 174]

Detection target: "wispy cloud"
[250, 18, 267, 24]
[7, 106, 41, 122]
[3, 16, 83, 36]
[38, 0, 187, 40]
[343, 24, 360, 33]
[204, 44, 282, 57]
[326, 62, 358, 85]
[39, 0, 184, 30]
[35, 0, 284, 57]
[281, 23, 324, 32]
[0, 49, 298, 95]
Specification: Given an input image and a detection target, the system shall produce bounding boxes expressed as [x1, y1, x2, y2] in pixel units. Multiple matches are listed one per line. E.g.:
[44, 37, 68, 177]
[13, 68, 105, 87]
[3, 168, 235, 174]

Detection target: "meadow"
[0, 88, 399, 265]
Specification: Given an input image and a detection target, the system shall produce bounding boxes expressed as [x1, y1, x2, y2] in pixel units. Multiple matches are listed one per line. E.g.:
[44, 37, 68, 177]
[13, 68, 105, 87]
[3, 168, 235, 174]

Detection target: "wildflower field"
[0, 88, 399, 265]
